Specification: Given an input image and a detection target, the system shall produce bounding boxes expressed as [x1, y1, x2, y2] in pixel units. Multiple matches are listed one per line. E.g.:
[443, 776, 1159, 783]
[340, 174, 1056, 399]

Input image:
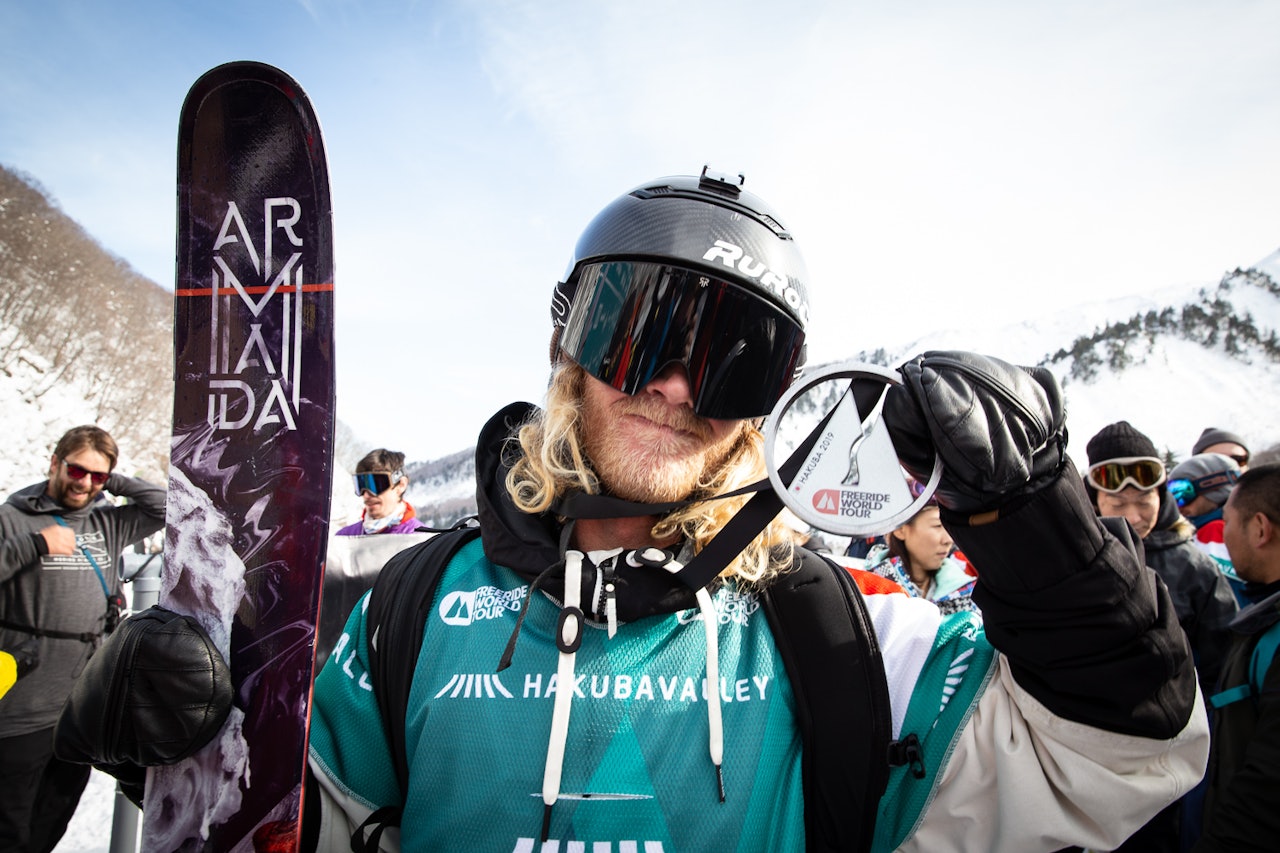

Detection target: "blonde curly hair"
[504, 362, 798, 585]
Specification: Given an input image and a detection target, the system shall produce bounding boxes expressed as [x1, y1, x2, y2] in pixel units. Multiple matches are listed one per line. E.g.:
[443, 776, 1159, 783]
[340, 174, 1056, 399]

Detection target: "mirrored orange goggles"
[1086, 457, 1167, 493]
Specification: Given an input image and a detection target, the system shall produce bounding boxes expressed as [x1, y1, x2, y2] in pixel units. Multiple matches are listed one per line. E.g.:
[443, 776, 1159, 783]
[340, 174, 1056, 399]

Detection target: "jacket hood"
[474, 402, 564, 579]
[4, 480, 96, 518]
[1143, 490, 1193, 552]
[472, 402, 702, 620]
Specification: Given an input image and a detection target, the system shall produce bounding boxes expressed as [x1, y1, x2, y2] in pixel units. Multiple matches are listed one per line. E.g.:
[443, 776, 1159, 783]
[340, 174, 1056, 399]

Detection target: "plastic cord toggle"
[556, 606, 583, 654]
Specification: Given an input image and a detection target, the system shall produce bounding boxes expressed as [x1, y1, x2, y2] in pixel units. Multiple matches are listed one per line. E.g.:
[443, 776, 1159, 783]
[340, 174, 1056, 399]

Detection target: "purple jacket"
[336, 502, 424, 536]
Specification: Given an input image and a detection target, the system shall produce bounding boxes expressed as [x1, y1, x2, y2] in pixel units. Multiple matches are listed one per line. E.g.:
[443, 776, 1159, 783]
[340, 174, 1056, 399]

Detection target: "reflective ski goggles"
[353, 471, 402, 496]
[1085, 457, 1166, 493]
[556, 260, 806, 420]
[1167, 470, 1239, 508]
[63, 461, 110, 486]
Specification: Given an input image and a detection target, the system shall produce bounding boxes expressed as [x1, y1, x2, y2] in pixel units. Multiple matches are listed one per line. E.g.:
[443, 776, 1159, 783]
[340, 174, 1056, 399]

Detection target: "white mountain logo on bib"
[438, 584, 528, 626]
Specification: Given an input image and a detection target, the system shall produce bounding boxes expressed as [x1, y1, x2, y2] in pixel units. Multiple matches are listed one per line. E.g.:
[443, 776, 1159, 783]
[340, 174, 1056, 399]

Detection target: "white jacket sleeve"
[309, 752, 401, 853]
[902, 655, 1210, 853]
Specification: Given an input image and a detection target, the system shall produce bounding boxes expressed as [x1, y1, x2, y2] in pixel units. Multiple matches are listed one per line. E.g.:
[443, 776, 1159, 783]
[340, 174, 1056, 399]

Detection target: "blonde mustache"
[611, 396, 713, 441]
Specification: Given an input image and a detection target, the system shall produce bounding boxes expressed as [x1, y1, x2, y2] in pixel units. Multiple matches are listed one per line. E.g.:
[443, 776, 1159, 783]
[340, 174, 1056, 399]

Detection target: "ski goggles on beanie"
[353, 471, 402, 496]
[554, 260, 806, 420]
[1086, 457, 1167, 493]
[1167, 470, 1239, 508]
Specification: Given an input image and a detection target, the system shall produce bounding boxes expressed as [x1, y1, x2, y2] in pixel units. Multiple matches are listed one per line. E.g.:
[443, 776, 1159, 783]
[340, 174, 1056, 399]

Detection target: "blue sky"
[3, 0, 1279, 461]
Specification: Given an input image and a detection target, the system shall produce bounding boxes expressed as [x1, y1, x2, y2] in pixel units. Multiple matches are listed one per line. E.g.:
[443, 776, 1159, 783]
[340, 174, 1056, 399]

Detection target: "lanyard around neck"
[53, 516, 111, 599]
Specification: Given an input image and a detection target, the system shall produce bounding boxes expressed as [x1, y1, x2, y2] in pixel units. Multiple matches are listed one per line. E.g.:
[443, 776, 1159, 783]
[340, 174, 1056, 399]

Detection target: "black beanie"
[1086, 421, 1159, 466]
[1192, 427, 1249, 456]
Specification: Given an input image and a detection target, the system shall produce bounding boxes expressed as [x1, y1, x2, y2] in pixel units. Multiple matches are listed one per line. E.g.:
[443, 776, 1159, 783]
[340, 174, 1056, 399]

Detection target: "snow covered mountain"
[853, 255, 1280, 468]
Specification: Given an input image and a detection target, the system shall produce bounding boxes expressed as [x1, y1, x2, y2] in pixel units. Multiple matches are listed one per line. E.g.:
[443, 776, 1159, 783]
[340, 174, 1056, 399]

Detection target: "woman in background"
[866, 484, 979, 615]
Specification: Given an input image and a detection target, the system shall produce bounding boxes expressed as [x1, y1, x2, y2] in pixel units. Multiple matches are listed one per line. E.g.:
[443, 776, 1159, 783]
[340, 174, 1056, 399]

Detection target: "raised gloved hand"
[883, 350, 1067, 517]
[55, 606, 232, 775]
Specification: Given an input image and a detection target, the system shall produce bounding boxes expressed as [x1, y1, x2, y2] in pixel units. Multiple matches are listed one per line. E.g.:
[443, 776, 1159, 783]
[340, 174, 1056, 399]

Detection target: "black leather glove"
[884, 350, 1067, 517]
[55, 606, 233, 774]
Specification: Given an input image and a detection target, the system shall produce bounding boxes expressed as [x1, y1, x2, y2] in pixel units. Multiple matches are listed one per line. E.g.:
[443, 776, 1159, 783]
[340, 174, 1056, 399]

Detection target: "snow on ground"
[53, 771, 123, 853]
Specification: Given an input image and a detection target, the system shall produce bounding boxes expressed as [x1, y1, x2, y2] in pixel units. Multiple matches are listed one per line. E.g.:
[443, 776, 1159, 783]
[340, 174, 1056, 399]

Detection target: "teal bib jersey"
[310, 539, 993, 852]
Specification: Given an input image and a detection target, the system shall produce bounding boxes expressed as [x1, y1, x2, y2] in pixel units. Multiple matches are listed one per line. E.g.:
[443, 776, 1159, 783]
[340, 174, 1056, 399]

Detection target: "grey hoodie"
[0, 473, 165, 736]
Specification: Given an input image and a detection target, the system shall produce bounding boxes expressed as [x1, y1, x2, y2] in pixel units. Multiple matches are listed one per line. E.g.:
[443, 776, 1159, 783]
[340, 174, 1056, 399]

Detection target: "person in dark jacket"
[1084, 421, 1239, 853]
[1085, 422, 1239, 693]
[1170, 453, 1244, 603]
[1194, 462, 1280, 852]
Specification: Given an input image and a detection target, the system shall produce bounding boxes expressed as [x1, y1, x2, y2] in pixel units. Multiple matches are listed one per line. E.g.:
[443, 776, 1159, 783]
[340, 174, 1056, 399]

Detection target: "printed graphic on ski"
[143, 61, 335, 853]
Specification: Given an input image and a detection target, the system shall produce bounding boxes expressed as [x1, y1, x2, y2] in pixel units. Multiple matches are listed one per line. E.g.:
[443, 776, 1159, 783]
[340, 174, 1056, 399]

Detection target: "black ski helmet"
[550, 168, 810, 420]
[553, 167, 810, 330]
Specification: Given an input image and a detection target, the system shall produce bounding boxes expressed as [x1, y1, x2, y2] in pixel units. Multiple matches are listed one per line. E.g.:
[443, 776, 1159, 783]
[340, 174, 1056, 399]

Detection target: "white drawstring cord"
[541, 549, 586, 840]
[539, 547, 725, 841]
[695, 583, 725, 800]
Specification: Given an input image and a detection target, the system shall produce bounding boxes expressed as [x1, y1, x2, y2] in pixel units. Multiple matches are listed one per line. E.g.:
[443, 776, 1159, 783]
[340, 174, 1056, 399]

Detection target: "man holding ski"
[61, 169, 1207, 852]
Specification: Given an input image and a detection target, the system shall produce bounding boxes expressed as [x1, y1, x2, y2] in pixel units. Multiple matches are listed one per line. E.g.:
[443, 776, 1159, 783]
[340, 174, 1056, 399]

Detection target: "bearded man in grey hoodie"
[0, 424, 165, 853]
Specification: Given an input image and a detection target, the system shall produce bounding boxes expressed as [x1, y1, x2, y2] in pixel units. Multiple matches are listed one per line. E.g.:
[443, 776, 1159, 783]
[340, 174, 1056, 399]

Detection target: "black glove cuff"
[945, 460, 1196, 739]
[54, 605, 233, 767]
[940, 458, 1109, 594]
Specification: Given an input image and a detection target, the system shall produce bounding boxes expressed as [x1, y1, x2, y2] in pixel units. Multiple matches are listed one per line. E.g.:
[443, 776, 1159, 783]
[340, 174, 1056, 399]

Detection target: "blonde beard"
[505, 362, 797, 585]
[579, 376, 750, 505]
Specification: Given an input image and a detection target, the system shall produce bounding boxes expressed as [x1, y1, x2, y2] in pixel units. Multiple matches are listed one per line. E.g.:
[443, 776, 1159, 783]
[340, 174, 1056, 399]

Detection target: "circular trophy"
[762, 361, 943, 536]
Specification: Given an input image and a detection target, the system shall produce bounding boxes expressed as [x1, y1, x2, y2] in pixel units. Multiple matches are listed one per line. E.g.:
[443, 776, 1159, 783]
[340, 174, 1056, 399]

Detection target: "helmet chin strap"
[553, 398, 840, 592]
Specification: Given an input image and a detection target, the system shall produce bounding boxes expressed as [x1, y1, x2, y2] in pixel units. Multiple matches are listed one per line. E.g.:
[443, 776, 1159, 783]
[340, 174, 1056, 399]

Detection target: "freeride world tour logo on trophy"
[180, 197, 329, 433]
[764, 362, 942, 537]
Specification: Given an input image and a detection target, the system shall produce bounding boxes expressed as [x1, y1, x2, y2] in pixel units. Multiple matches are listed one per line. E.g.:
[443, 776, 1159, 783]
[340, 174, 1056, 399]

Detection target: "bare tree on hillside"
[0, 164, 173, 480]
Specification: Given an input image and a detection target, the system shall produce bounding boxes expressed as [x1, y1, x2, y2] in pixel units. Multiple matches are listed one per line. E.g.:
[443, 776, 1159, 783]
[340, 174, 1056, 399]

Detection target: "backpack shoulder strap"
[365, 525, 483, 797]
[1210, 618, 1280, 709]
[1250, 620, 1280, 698]
[759, 549, 892, 853]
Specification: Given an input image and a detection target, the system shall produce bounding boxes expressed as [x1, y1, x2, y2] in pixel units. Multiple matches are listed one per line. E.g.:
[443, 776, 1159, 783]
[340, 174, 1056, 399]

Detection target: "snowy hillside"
[0, 338, 120, 491]
[838, 259, 1280, 467]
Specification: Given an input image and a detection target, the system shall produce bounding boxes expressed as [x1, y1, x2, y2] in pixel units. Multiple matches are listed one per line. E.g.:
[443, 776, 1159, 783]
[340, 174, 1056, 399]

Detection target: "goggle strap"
[554, 480, 764, 521]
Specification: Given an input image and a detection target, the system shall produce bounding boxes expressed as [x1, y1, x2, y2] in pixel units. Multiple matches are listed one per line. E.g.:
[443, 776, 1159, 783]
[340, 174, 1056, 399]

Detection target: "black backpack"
[356, 525, 899, 853]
